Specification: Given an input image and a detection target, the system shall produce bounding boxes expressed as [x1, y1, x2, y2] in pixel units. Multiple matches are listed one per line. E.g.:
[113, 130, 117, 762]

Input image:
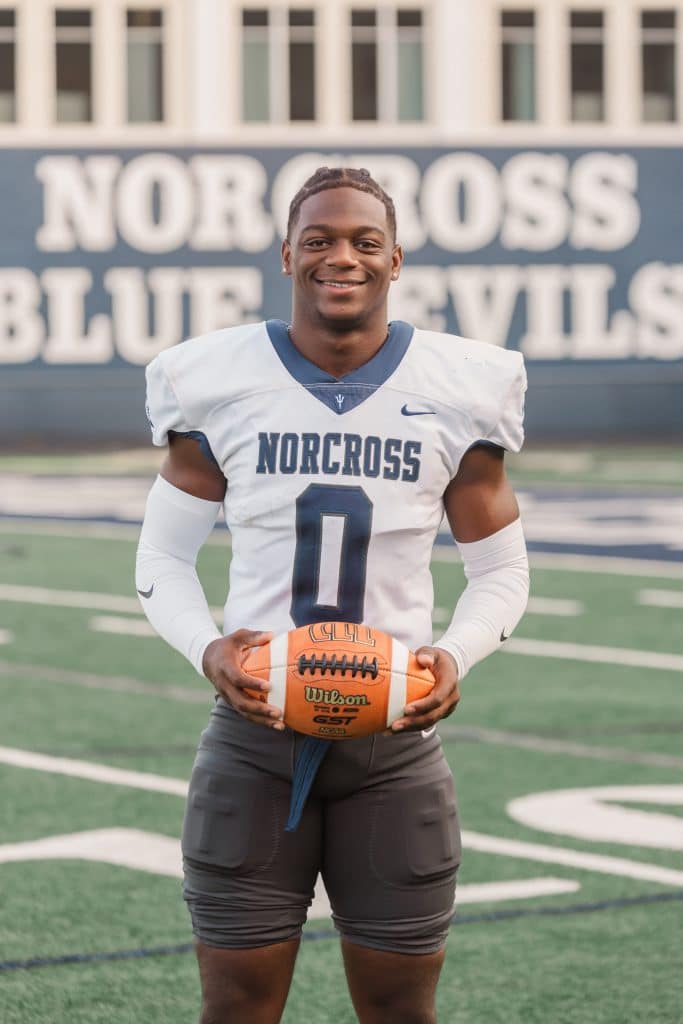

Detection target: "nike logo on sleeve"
[137, 585, 154, 599]
[401, 404, 436, 417]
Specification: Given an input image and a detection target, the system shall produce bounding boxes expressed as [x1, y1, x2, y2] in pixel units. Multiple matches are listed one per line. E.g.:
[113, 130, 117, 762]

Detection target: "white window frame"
[499, 8, 538, 122]
[349, 4, 426, 123]
[125, 7, 167, 124]
[239, 4, 318, 123]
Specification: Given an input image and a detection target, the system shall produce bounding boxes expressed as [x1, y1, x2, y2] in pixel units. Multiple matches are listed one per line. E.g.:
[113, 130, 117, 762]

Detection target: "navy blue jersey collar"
[265, 319, 414, 415]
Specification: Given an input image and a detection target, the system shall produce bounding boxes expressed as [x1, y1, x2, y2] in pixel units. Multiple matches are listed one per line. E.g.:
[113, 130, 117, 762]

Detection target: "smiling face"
[282, 186, 403, 334]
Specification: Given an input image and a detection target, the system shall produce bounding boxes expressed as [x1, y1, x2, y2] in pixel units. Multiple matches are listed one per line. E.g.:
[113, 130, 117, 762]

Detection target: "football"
[244, 621, 435, 739]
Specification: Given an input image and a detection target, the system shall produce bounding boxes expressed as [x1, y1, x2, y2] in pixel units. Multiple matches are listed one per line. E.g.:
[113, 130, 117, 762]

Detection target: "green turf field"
[1, 512, 682, 1022]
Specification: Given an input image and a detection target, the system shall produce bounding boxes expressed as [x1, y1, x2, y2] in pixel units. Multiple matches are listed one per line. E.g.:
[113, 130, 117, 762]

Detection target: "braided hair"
[286, 166, 397, 241]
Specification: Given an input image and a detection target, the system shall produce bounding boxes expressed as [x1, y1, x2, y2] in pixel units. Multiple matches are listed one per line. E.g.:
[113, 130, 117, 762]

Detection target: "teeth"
[324, 282, 357, 288]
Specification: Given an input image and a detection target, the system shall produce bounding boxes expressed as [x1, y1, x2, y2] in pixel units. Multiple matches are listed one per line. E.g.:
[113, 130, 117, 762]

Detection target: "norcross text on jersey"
[256, 432, 422, 482]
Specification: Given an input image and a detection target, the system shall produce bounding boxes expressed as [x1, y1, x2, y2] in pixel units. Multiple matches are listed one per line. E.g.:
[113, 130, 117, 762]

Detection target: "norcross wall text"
[1, 148, 681, 366]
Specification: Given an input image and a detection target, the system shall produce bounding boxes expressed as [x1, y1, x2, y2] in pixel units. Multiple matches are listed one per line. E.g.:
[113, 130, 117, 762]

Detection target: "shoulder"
[400, 326, 525, 408]
[410, 327, 524, 381]
[398, 326, 527, 453]
[149, 321, 266, 385]
[145, 322, 272, 446]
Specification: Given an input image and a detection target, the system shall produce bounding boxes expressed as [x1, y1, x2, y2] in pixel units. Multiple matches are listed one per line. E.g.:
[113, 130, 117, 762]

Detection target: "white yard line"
[526, 552, 683, 579]
[91, 615, 159, 637]
[504, 637, 683, 673]
[0, 746, 188, 797]
[461, 831, 683, 887]
[0, 583, 223, 620]
[434, 597, 583, 621]
[1, 744, 680, 889]
[433, 546, 683, 578]
[0, 630, 12, 645]
[1, 659, 677, 769]
[0, 518, 230, 547]
[638, 589, 683, 609]
[0, 825, 580, 911]
[439, 725, 683, 771]
[3, 518, 683, 577]
[456, 877, 580, 904]
[0, 658, 209, 703]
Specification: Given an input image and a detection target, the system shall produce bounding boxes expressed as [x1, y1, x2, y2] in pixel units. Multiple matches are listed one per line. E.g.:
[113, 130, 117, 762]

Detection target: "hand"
[202, 629, 285, 730]
[389, 647, 460, 734]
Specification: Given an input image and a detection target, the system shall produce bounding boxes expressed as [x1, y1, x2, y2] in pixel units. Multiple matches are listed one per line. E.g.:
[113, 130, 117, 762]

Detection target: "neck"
[288, 308, 390, 378]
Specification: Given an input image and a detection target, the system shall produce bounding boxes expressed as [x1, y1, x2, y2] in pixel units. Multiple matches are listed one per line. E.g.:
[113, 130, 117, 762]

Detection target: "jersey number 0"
[291, 483, 373, 627]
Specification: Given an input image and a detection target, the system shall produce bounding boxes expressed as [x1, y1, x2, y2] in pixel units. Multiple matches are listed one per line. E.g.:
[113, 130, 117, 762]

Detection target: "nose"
[325, 239, 359, 267]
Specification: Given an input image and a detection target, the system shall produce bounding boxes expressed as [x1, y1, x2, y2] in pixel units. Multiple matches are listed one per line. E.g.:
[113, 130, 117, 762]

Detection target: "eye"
[303, 238, 328, 249]
[356, 239, 382, 251]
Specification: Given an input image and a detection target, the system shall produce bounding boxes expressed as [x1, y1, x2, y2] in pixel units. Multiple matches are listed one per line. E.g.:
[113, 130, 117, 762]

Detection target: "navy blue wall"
[1, 147, 681, 444]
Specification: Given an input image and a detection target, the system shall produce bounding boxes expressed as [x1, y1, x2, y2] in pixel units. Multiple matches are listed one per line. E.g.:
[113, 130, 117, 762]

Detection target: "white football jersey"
[145, 320, 526, 652]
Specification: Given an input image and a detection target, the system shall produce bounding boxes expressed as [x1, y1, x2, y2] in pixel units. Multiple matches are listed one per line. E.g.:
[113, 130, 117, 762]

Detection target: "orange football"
[244, 621, 435, 739]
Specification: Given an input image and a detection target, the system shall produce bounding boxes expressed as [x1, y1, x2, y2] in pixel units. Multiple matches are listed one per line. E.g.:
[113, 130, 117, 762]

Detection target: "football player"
[137, 167, 529, 1023]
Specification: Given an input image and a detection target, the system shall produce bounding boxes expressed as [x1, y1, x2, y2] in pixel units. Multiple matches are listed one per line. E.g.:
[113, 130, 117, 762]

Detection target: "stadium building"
[1, 0, 682, 442]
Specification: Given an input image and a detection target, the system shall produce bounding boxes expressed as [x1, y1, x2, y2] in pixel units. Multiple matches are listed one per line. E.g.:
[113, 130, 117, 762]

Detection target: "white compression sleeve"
[434, 518, 529, 681]
[135, 475, 223, 676]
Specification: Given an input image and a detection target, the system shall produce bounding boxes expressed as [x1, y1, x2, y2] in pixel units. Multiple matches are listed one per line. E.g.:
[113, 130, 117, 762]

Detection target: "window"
[501, 11, 536, 121]
[351, 10, 377, 119]
[0, 9, 15, 123]
[570, 11, 604, 121]
[55, 9, 93, 123]
[289, 10, 315, 121]
[351, 8, 425, 122]
[397, 10, 423, 121]
[641, 10, 677, 122]
[127, 10, 164, 122]
[241, 8, 316, 123]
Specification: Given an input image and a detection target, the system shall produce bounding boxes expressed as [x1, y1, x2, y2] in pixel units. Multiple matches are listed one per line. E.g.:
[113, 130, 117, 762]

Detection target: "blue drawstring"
[285, 736, 332, 832]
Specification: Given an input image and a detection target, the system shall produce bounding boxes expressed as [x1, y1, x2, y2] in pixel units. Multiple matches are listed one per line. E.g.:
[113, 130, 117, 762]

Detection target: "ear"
[281, 238, 292, 276]
[390, 243, 404, 282]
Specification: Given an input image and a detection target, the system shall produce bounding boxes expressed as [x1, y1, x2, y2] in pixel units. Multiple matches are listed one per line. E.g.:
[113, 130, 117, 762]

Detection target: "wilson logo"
[304, 687, 370, 706]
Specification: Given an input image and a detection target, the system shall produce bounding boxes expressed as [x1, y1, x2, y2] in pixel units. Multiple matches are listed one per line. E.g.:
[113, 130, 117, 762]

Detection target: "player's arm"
[391, 444, 529, 733]
[136, 433, 284, 729]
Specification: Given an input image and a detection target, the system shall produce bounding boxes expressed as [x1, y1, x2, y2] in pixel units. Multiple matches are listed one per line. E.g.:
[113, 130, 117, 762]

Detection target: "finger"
[404, 682, 455, 717]
[218, 677, 283, 719]
[232, 629, 274, 648]
[414, 647, 435, 668]
[391, 701, 456, 732]
[220, 684, 282, 724]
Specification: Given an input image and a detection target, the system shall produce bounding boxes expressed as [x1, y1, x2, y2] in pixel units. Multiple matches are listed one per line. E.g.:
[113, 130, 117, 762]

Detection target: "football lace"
[297, 653, 379, 679]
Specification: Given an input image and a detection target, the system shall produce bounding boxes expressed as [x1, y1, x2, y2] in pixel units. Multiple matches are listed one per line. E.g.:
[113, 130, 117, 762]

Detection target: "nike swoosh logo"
[401, 404, 436, 416]
[500, 629, 510, 642]
[137, 585, 154, 599]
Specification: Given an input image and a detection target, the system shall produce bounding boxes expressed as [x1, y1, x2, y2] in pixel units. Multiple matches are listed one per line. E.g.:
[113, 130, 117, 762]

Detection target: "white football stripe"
[268, 632, 289, 713]
[387, 639, 409, 727]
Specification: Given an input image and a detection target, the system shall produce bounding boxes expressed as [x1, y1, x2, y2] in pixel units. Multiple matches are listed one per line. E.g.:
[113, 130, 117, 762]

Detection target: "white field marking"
[433, 596, 583, 622]
[507, 785, 683, 851]
[0, 747, 188, 797]
[461, 831, 683, 887]
[0, 829, 182, 878]
[0, 517, 231, 547]
[0, 630, 12, 644]
[3, 516, 683, 577]
[90, 615, 158, 637]
[0, 583, 223, 620]
[438, 724, 683, 771]
[456, 877, 580, 904]
[4, 745, 682, 888]
[503, 637, 683, 673]
[432, 546, 683, 578]
[0, 658, 209, 703]
[638, 588, 683, 609]
[0, 827, 579, 917]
